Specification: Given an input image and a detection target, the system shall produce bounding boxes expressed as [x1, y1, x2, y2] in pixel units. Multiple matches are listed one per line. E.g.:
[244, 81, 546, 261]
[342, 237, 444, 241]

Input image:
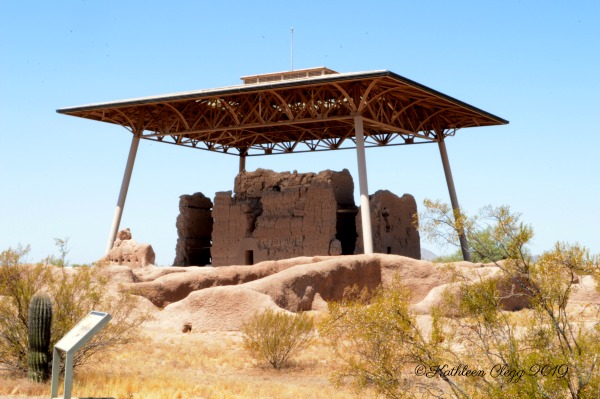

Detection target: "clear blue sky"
[1, 1, 598, 265]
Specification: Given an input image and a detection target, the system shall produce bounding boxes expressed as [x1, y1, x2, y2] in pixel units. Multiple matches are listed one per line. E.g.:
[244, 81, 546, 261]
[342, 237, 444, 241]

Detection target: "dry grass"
[0, 327, 367, 399]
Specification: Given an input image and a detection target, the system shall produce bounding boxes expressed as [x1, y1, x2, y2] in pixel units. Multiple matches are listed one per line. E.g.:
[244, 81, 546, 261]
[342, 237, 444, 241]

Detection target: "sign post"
[50, 311, 112, 399]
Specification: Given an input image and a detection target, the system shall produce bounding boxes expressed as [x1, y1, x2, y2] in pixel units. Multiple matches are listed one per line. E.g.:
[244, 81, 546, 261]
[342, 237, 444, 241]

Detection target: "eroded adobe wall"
[175, 171, 420, 266]
[355, 190, 421, 259]
[211, 168, 355, 266]
[211, 191, 248, 266]
[173, 192, 213, 266]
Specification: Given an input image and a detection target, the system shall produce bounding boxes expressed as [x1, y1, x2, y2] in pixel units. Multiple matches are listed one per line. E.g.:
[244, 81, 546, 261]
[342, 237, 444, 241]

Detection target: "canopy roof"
[57, 69, 508, 156]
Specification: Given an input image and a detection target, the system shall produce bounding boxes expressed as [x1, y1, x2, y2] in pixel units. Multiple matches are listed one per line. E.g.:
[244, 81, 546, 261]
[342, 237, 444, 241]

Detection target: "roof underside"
[57, 70, 508, 156]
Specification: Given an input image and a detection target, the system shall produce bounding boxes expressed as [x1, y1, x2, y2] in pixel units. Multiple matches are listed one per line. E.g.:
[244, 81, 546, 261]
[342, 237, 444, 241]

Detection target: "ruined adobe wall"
[355, 190, 421, 259]
[174, 170, 420, 266]
[173, 193, 213, 266]
[211, 169, 355, 266]
[210, 191, 253, 266]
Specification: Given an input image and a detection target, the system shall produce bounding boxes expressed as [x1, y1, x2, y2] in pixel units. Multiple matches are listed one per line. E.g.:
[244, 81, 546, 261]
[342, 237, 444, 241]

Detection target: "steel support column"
[105, 134, 140, 254]
[438, 138, 471, 261]
[239, 155, 246, 173]
[354, 115, 374, 254]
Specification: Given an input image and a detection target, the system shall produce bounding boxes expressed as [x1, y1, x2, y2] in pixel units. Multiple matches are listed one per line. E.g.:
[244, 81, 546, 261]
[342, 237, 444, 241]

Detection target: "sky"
[1, 1, 598, 266]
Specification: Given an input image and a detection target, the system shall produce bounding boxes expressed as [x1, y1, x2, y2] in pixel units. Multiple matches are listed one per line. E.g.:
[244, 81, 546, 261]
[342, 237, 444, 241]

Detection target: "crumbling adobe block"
[355, 190, 421, 259]
[105, 228, 155, 268]
[173, 192, 213, 266]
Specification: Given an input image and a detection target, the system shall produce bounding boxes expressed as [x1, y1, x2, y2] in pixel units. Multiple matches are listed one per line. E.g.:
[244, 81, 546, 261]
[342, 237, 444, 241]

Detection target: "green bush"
[420, 200, 532, 263]
[323, 201, 600, 399]
[0, 245, 149, 375]
[0, 246, 51, 372]
[321, 277, 450, 399]
[242, 309, 314, 369]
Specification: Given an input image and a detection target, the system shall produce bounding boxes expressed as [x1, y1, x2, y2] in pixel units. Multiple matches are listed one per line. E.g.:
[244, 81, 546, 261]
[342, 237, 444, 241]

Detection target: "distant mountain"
[421, 248, 438, 261]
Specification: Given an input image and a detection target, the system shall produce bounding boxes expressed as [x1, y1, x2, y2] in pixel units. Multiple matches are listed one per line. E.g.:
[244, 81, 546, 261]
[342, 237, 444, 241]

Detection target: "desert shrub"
[0, 246, 52, 372]
[433, 251, 463, 263]
[424, 202, 600, 398]
[420, 200, 531, 263]
[430, 242, 600, 399]
[321, 276, 461, 399]
[242, 309, 314, 369]
[324, 202, 600, 399]
[434, 227, 511, 263]
[0, 246, 149, 375]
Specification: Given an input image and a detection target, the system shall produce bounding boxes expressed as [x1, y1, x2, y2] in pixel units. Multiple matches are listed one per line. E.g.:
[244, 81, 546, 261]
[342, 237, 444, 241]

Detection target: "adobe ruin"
[173, 169, 421, 266]
[355, 190, 420, 259]
[211, 168, 357, 266]
[173, 192, 213, 266]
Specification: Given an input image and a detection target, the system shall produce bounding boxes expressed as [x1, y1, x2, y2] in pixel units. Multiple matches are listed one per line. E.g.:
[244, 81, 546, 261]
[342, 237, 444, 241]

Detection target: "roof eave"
[56, 69, 508, 126]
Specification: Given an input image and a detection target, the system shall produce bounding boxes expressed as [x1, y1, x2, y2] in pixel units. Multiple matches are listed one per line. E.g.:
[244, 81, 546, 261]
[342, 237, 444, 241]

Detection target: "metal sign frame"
[50, 311, 112, 399]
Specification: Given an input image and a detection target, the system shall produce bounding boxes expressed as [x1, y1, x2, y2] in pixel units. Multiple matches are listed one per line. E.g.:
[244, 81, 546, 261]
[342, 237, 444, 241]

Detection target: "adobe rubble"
[104, 228, 155, 268]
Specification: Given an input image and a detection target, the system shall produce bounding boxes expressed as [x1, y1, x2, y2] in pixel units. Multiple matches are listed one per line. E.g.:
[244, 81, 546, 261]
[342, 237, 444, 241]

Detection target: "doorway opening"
[336, 207, 358, 255]
[244, 250, 254, 265]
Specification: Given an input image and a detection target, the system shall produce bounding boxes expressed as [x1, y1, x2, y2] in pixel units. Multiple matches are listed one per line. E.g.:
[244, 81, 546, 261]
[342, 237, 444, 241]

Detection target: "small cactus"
[28, 293, 53, 383]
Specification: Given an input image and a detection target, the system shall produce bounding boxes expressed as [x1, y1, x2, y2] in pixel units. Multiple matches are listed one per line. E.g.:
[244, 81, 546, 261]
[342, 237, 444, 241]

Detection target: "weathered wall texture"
[355, 190, 421, 259]
[173, 192, 213, 266]
[211, 169, 356, 266]
[174, 170, 421, 266]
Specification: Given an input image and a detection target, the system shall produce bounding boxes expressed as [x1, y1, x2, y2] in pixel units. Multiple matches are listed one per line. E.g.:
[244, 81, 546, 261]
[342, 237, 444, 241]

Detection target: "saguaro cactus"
[28, 293, 53, 383]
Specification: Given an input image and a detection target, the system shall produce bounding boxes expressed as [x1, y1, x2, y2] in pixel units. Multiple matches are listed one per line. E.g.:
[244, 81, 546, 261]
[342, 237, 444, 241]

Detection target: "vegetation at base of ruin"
[0, 244, 150, 376]
[321, 277, 460, 399]
[320, 200, 600, 398]
[0, 331, 362, 399]
[241, 309, 315, 369]
[2, 205, 599, 399]
[432, 242, 600, 399]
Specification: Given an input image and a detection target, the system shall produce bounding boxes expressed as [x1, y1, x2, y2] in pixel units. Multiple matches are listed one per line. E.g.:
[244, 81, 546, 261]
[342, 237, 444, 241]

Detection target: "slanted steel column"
[105, 134, 140, 254]
[354, 115, 374, 254]
[438, 137, 471, 261]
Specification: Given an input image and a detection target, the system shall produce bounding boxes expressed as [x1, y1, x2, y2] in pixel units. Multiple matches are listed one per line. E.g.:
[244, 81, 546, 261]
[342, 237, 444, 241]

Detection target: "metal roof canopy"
[57, 68, 508, 262]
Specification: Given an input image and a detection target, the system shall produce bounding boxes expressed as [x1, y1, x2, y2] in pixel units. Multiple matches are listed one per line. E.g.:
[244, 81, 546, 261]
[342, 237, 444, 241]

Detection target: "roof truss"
[58, 71, 507, 156]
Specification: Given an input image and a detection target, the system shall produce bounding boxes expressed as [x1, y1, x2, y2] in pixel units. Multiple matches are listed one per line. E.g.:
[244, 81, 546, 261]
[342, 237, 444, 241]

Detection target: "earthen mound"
[120, 255, 593, 333]
[126, 257, 328, 308]
[153, 286, 283, 332]
[136, 254, 456, 332]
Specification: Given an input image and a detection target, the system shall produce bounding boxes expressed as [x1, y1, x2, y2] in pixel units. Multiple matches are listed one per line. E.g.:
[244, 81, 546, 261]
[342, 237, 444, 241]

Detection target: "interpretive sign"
[50, 311, 111, 399]
[55, 311, 110, 353]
